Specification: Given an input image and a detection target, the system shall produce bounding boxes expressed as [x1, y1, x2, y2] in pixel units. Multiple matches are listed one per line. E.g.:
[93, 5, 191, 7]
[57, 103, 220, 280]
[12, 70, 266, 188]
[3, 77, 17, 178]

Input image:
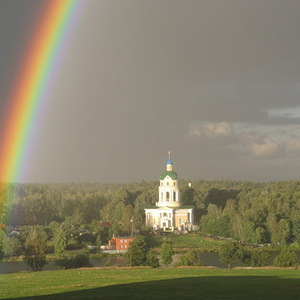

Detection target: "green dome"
[160, 171, 178, 180]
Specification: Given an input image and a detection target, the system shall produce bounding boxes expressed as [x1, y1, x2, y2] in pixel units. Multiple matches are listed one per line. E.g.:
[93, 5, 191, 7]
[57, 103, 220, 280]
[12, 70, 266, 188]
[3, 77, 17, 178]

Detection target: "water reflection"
[0, 251, 294, 274]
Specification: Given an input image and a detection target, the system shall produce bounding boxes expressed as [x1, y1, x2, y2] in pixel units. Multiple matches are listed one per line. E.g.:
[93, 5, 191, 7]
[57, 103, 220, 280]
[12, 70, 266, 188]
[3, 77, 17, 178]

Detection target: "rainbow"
[0, 0, 85, 223]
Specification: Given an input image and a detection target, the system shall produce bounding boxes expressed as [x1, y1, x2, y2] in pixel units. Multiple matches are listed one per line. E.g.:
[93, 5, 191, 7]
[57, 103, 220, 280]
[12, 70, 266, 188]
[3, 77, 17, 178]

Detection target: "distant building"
[144, 152, 194, 231]
[108, 236, 135, 251]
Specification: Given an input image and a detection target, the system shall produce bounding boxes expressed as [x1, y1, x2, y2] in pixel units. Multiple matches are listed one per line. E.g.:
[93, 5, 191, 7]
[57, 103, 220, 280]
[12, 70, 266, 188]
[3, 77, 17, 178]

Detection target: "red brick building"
[108, 236, 135, 251]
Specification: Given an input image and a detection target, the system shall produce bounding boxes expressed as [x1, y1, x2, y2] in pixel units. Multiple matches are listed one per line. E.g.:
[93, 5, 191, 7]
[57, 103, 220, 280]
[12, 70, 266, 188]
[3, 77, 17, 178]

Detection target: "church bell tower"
[156, 151, 181, 208]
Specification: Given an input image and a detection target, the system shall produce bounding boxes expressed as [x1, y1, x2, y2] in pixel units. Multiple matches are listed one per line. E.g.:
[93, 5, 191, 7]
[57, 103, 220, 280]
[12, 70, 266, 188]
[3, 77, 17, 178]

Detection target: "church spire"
[166, 151, 173, 171]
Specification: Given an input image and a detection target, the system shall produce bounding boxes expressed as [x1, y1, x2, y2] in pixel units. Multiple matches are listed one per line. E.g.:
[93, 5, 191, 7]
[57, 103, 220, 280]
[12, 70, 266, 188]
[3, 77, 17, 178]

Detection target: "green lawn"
[1, 267, 299, 299]
[168, 233, 225, 251]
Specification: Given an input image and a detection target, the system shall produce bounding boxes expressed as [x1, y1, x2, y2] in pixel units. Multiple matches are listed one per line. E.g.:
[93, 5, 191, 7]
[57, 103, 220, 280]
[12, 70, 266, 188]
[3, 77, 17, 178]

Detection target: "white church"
[144, 152, 195, 231]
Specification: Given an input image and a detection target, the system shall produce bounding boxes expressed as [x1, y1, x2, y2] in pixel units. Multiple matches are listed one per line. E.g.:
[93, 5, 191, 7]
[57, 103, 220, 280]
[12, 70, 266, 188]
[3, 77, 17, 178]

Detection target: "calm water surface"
[0, 251, 295, 274]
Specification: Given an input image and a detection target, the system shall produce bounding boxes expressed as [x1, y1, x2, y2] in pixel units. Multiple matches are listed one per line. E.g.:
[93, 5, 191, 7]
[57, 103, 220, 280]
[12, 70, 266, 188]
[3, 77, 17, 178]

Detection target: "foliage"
[61, 217, 81, 241]
[95, 234, 102, 248]
[146, 249, 160, 268]
[23, 226, 48, 271]
[160, 240, 174, 266]
[178, 249, 204, 266]
[125, 237, 148, 266]
[53, 228, 67, 257]
[243, 248, 271, 267]
[273, 248, 299, 267]
[124, 236, 160, 268]
[2, 180, 300, 248]
[56, 254, 92, 269]
[0, 230, 4, 261]
[219, 241, 244, 269]
[292, 220, 300, 243]
[2, 236, 21, 257]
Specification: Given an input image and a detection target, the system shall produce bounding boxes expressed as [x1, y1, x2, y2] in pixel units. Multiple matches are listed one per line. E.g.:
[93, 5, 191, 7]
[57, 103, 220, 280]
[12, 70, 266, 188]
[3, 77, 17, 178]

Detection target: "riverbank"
[0, 251, 287, 274]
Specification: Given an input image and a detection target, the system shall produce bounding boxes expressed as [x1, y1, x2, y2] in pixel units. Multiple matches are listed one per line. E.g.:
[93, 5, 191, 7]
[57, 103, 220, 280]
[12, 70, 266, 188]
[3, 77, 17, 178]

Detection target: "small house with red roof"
[108, 236, 135, 251]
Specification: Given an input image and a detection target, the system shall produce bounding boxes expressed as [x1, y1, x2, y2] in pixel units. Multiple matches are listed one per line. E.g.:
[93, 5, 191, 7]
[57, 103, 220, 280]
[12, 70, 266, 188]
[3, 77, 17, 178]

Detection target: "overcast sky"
[1, 0, 300, 183]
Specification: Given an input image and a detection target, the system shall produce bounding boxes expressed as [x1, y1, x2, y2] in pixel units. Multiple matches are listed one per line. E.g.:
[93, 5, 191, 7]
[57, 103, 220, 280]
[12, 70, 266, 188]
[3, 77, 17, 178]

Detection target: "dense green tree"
[125, 237, 148, 267]
[250, 249, 271, 267]
[215, 215, 232, 237]
[95, 234, 102, 248]
[219, 241, 244, 269]
[53, 228, 67, 257]
[0, 230, 5, 261]
[230, 214, 244, 241]
[100, 203, 114, 222]
[178, 249, 204, 266]
[23, 226, 48, 271]
[48, 221, 60, 236]
[122, 205, 134, 235]
[61, 217, 81, 241]
[160, 240, 174, 266]
[242, 221, 257, 244]
[276, 219, 292, 245]
[133, 186, 157, 228]
[273, 248, 299, 267]
[243, 248, 270, 267]
[180, 185, 195, 206]
[146, 249, 160, 268]
[3, 236, 21, 257]
[266, 212, 279, 243]
[255, 227, 269, 244]
[81, 193, 106, 223]
[291, 220, 300, 243]
[22, 193, 56, 225]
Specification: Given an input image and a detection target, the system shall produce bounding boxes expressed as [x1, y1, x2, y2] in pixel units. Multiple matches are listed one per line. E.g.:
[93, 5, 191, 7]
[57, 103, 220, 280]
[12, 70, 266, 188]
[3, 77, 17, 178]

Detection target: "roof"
[160, 171, 178, 180]
[145, 205, 194, 210]
[114, 236, 135, 240]
[166, 159, 173, 165]
[176, 206, 195, 209]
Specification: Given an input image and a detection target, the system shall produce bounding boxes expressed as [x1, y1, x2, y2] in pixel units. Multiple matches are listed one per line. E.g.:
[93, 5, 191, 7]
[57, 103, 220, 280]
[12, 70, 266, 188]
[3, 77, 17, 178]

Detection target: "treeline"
[1, 181, 157, 234]
[1, 180, 300, 245]
[196, 181, 300, 245]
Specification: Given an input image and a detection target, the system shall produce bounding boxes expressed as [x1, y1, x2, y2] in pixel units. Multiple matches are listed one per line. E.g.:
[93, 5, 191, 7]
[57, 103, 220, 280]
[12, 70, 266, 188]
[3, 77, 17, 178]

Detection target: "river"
[0, 252, 284, 274]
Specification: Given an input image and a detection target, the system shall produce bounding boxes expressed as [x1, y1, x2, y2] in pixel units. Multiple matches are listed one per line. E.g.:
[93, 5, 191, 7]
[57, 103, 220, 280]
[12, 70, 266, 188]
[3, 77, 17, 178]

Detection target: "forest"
[1, 179, 300, 246]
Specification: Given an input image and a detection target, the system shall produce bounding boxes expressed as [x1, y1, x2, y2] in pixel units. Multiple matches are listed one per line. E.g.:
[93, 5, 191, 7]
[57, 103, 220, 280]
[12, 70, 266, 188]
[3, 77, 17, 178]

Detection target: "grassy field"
[1, 267, 299, 299]
[168, 233, 225, 251]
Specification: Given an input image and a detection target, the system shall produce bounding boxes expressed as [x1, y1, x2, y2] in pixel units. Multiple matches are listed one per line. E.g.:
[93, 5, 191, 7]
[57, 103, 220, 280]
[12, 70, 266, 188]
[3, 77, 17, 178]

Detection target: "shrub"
[273, 248, 299, 267]
[243, 249, 271, 267]
[146, 249, 160, 268]
[219, 241, 244, 269]
[178, 249, 204, 266]
[160, 240, 174, 266]
[53, 228, 67, 256]
[3, 237, 21, 257]
[56, 254, 93, 269]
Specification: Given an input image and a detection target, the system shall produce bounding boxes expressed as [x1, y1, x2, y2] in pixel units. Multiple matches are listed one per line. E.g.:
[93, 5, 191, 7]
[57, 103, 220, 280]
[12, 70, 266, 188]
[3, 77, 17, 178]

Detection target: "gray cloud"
[1, 0, 300, 182]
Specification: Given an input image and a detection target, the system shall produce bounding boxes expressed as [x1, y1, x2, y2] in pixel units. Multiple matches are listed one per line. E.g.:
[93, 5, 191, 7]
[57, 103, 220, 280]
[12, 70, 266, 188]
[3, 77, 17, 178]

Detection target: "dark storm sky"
[1, 0, 300, 183]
